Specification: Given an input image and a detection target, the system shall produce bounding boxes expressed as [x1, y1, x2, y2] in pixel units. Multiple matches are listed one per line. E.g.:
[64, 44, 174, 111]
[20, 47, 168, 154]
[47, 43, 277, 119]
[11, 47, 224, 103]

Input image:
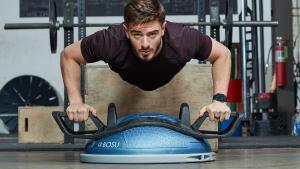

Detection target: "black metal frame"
[272, 0, 295, 134]
[78, 0, 86, 140]
[63, 0, 74, 143]
[197, 0, 206, 34]
[209, 0, 220, 41]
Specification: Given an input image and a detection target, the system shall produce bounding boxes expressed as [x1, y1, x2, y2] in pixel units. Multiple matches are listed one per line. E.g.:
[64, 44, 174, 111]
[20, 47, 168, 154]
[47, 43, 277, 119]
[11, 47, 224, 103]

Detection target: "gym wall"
[0, 0, 273, 105]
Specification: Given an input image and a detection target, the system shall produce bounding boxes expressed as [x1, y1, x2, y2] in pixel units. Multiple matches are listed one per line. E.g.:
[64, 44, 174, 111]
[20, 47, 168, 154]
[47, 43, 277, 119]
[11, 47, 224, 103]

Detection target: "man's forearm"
[60, 50, 83, 104]
[211, 49, 231, 95]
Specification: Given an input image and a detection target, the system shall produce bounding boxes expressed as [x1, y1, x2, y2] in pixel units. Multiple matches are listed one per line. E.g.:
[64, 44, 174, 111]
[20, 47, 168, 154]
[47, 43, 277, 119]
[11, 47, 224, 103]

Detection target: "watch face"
[213, 94, 227, 102]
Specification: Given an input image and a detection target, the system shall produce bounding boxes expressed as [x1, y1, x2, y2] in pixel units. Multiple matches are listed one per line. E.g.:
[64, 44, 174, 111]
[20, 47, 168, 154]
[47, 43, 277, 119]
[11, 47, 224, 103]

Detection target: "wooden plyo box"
[18, 106, 64, 144]
[84, 64, 218, 151]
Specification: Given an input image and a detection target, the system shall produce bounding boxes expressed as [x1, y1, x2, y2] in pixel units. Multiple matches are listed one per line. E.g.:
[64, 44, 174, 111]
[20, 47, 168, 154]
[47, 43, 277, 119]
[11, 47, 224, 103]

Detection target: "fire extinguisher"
[275, 36, 287, 87]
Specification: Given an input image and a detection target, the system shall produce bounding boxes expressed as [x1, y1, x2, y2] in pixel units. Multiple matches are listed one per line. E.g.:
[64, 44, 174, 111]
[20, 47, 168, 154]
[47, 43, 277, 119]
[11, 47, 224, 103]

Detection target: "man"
[60, 0, 231, 122]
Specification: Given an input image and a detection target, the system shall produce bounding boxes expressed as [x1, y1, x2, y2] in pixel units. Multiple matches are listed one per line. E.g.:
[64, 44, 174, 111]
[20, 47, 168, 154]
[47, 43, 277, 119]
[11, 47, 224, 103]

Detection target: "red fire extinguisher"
[275, 37, 287, 87]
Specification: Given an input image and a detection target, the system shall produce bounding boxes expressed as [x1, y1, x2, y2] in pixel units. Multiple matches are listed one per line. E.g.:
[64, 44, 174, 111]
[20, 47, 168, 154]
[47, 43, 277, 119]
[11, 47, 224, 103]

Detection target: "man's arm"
[60, 41, 97, 122]
[206, 38, 231, 95]
[199, 38, 232, 121]
[61, 41, 85, 104]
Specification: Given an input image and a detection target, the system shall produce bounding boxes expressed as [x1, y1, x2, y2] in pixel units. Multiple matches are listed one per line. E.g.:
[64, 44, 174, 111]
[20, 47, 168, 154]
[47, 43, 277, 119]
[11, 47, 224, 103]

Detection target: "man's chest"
[109, 52, 187, 90]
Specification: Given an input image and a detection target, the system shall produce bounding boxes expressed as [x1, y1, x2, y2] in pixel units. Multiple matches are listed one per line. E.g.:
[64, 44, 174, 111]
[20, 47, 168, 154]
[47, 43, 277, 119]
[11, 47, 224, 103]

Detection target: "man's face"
[124, 20, 166, 62]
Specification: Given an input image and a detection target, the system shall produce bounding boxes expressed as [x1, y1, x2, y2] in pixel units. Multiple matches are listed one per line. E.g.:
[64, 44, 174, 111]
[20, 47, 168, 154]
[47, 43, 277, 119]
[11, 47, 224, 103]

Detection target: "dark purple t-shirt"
[81, 21, 212, 91]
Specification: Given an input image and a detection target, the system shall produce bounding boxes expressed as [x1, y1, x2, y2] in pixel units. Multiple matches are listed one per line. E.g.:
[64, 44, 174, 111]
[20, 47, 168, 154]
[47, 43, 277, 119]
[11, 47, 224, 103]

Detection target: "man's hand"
[66, 103, 97, 122]
[199, 101, 231, 122]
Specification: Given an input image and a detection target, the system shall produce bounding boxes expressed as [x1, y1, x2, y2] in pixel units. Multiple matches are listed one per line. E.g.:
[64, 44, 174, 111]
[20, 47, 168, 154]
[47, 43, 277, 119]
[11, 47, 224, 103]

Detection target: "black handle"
[52, 111, 106, 139]
[52, 108, 244, 140]
[191, 111, 242, 137]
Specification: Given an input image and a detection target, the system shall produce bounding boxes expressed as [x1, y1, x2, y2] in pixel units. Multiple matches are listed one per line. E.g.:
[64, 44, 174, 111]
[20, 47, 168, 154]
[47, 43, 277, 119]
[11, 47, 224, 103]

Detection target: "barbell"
[4, 0, 278, 54]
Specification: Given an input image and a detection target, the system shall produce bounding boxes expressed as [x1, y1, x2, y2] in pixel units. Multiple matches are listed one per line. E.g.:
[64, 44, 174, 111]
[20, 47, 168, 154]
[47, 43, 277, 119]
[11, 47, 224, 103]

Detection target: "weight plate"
[0, 75, 59, 132]
[49, 0, 58, 54]
[225, 0, 233, 50]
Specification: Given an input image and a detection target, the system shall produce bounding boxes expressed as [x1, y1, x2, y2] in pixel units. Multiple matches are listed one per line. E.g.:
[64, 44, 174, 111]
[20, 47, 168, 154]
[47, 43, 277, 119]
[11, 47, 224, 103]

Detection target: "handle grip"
[191, 111, 242, 137]
[52, 111, 105, 139]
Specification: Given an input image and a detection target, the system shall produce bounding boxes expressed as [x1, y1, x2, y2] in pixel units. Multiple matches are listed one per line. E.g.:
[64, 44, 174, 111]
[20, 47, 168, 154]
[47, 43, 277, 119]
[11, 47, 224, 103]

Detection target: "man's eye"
[149, 33, 157, 38]
[133, 34, 142, 38]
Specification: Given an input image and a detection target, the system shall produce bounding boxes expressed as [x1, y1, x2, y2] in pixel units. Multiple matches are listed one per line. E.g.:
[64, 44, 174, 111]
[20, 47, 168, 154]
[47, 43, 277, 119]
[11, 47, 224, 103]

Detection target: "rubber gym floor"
[1, 136, 300, 169]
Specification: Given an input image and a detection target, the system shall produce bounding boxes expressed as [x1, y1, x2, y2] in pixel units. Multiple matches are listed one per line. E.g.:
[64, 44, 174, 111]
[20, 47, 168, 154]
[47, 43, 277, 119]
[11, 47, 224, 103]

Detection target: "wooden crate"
[18, 106, 64, 144]
[84, 64, 218, 151]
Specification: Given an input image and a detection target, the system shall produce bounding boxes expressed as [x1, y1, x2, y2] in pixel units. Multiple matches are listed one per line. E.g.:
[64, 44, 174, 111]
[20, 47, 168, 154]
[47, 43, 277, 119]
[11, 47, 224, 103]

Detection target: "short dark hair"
[124, 0, 166, 26]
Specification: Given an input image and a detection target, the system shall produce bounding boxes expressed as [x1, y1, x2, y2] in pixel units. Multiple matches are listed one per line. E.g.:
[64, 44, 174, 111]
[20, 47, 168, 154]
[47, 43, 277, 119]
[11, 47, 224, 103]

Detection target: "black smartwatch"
[213, 93, 227, 102]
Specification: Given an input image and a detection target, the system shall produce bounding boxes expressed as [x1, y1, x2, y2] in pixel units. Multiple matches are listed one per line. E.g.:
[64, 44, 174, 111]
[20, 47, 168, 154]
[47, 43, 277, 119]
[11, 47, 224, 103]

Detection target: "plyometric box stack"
[18, 106, 64, 144]
[18, 64, 217, 151]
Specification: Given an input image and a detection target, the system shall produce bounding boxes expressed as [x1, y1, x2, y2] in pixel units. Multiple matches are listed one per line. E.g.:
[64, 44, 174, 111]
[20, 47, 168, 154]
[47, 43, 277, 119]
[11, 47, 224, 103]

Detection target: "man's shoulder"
[165, 21, 193, 40]
[93, 23, 127, 40]
[108, 23, 125, 33]
[166, 21, 184, 29]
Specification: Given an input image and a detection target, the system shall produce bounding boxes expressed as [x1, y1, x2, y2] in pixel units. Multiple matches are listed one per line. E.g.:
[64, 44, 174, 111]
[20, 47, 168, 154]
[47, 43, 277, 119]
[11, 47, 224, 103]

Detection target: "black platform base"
[219, 136, 300, 149]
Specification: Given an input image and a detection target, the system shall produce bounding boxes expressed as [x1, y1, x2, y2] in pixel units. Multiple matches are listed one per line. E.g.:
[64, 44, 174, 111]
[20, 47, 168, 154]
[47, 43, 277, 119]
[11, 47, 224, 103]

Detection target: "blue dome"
[85, 113, 212, 155]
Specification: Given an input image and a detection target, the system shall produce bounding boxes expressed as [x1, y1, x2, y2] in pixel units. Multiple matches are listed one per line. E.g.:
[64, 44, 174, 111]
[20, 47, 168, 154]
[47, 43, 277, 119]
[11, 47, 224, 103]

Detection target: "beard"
[135, 39, 163, 62]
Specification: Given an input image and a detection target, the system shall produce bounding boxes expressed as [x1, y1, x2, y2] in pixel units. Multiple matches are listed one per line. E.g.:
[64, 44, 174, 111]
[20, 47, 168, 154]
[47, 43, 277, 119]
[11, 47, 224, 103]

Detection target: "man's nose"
[141, 36, 150, 48]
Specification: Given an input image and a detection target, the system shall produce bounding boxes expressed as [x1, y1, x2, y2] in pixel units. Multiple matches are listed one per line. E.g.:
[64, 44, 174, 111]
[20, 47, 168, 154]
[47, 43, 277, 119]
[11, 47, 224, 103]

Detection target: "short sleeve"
[80, 25, 126, 63]
[182, 27, 212, 61]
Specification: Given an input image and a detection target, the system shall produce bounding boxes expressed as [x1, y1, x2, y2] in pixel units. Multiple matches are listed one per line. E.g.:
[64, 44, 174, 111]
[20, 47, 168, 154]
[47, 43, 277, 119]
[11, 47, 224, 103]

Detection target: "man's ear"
[161, 21, 166, 36]
[123, 24, 130, 39]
